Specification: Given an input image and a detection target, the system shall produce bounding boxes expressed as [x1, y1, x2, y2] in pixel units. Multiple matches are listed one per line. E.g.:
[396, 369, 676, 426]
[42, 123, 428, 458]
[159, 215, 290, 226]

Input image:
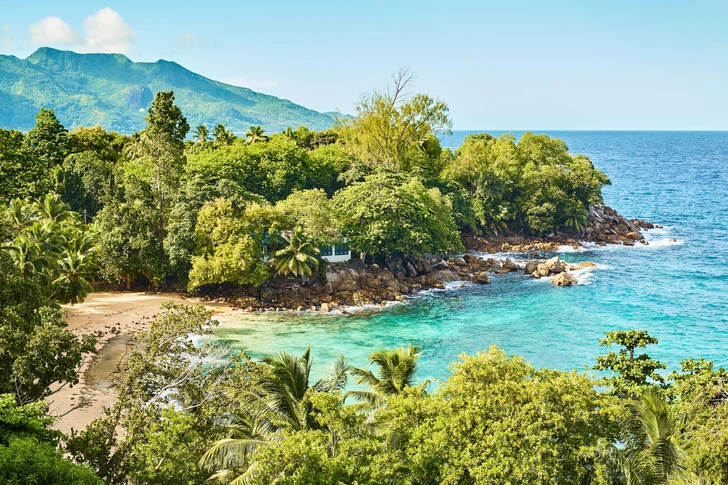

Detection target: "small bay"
[212, 131, 728, 379]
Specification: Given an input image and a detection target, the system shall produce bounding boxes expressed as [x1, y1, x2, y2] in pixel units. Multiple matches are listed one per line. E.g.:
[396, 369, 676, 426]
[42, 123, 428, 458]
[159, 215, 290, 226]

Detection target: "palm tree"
[200, 349, 349, 484]
[5, 198, 39, 232]
[347, 344, 421, 410]
[213, 123, 235, 146]
[563, 202, 589, 231]
[7, 236, 49, 279]
[271, 230, 320, 278]
[601, 390, 696, 485]
[24, 221, 63, 256]
[34, 193, 71, 223]
[283, 126, 295, 140]
[52, 249, 95, 304]
[193, 124, 209, 143]
[245, 126, 269, 144]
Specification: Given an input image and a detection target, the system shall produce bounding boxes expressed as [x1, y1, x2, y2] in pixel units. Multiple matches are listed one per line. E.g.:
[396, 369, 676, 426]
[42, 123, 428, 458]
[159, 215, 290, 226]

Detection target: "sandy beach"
[49, 292, 234, 435]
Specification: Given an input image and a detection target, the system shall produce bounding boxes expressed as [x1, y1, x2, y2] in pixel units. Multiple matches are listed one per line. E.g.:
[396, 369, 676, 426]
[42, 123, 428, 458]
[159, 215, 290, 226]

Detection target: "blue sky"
[2, 0, 727, 130]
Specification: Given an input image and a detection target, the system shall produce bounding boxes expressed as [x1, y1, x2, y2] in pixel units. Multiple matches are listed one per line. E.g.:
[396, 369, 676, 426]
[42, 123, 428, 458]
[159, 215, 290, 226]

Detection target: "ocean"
[212, 131, 728, 381]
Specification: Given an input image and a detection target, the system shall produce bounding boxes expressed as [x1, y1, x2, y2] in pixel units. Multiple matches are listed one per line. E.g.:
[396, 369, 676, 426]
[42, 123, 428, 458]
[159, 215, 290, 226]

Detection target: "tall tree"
[337, 69, 451, 171]
[144, 91, 189, 143]
[22, 109, 69, 169]
[104, 91, 189, 287]
[594, 330, 667, 398]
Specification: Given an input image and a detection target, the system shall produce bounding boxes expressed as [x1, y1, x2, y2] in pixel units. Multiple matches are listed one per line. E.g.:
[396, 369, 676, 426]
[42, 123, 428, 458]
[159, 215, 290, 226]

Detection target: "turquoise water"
[213, 131, 728, 380]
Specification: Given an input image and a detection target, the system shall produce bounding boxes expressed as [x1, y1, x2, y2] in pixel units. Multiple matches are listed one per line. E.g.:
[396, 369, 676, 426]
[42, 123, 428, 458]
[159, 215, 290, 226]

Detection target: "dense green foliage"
[0, 247, 95, 405]
[1, 75, 613, 290]
[0, 47, 339, 133]
[7, 78, 711, 485]
[0, 438, 103, 485]
[0, 395, 102, 485]
[333, 172, 463, 257]
[446, 132, 610, 235]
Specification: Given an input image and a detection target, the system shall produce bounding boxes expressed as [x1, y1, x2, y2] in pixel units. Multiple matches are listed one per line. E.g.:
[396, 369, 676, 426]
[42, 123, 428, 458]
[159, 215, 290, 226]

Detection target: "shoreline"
[50, 206, 655, 433]
[50, 292, 234, 435]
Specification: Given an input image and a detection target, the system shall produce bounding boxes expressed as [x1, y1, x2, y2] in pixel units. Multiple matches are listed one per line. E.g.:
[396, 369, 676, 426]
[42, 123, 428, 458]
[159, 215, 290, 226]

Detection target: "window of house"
[334, 243, 349, 256]
[320, 245, 333, 256]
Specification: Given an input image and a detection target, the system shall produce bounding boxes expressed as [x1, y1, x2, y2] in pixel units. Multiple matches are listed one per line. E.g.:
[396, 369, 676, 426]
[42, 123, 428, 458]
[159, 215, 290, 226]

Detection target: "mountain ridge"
[0, 47, 340, 133]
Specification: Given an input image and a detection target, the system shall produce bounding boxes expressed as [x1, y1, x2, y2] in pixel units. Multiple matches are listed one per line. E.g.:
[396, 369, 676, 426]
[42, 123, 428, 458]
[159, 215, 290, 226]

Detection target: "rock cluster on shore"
[462, 205, 655, 253]
[582, 206, 654, 246]
[224, 255, 474, 312]
[197, 205, 651, 312]
[213, 253, 596, 312]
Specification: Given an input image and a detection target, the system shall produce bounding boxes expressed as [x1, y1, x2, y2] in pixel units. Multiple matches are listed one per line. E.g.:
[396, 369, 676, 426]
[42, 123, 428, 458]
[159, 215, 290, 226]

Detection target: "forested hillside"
[0, 47, 340, 133]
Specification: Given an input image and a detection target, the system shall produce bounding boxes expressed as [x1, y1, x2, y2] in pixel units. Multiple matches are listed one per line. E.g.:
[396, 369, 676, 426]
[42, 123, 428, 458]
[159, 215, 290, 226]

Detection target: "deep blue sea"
[213, 131, 728, 381]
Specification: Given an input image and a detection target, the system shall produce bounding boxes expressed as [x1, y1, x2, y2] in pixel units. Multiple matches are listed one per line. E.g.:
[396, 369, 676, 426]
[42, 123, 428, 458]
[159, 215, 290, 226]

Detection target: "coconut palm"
[34, 193, 71, 223]
[283, 126, 295, 140]
[244, 126, 268, 144]
[60, 230, 95, 256]
[24, 221, 63, 255]
[5, 198, 39, 232]
[53, 248, 95, 304]
[213, 123, 235, 146]
[271, 230, 320, 278]
[200, 349, 350, 484]
[193, 124, 209, 143]
[601, 390, 696, 485]
[7, 236, 50, 279]
[563, 202, 589, 231]
[347, 344, 421, 409]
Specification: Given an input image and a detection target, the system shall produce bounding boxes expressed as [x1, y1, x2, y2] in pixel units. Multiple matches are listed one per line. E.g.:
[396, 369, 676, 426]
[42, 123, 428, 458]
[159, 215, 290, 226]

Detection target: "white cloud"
[27, 8, 136, 55]
[29, 17, 80, 46]
[0, 25, 12, 51]
[82, 8, 136, 55]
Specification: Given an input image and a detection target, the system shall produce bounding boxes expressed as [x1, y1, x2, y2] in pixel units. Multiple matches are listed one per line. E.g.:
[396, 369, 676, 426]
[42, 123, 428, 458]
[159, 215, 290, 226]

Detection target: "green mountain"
[0, 47, 340, 134]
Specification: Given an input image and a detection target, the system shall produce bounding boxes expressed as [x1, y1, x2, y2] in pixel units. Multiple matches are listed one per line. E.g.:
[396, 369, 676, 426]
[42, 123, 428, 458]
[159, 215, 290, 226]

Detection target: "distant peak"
[27, 46, 63, 58]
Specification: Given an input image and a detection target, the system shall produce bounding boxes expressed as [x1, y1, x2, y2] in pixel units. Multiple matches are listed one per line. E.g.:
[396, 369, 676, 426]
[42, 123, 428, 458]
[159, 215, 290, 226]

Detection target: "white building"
[319, 242, 351, 263]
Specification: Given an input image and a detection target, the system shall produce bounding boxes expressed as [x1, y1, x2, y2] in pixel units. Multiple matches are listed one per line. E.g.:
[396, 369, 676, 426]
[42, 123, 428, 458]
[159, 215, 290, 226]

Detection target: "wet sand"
[49, 292, 234, 435]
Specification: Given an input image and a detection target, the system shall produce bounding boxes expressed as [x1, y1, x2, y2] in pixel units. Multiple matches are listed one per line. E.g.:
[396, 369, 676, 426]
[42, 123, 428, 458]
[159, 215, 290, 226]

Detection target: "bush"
[0, 438, 102, 485]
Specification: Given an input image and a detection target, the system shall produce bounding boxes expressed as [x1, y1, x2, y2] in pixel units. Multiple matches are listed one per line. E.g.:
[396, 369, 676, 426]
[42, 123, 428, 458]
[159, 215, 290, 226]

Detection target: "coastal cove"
[211, 131, 728, 379]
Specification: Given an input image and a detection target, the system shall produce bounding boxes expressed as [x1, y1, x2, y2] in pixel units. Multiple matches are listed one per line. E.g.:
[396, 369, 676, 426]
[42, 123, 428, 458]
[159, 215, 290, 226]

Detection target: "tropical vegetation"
[7, 73, 724, 485]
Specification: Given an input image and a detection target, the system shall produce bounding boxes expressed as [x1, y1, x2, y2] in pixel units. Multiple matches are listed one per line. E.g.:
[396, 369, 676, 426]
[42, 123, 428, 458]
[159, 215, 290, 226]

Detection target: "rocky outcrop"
[524, 255, 591, 287]
[582, 206, 652, 247]
[462, 205, 656, 253]
[551, 272, 578, 287]
[214, 252, 540, 312]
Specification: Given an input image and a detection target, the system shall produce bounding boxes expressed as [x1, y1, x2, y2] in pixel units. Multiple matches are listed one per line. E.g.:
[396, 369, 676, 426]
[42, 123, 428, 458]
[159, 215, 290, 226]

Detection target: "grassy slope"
[0, 48, 338, 133]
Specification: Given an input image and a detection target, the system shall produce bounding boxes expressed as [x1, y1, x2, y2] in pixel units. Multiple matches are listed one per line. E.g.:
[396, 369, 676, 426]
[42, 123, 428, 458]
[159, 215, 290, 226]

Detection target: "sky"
[1, 0, 727, 130]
